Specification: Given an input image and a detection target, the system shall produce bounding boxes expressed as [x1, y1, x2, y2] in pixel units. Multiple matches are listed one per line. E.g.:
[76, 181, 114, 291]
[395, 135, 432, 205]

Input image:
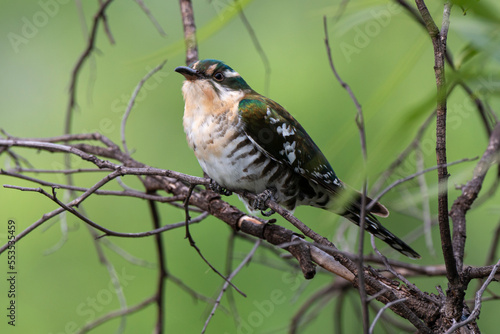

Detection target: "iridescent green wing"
[238, 97, 342, 192]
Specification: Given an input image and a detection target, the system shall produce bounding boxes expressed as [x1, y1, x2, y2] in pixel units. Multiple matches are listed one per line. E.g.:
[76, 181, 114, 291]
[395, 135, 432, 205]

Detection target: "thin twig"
[99, 213, 209, 238]
[416, 147, 434, 255]
[1, 169, 186, 202]
[368, 302, 416, 333]
[65, 0, 114, 135]
[148, 195, 167, 334]
[168, 273, 221, 306]
[0, 170, 122, 253]
[485, 219, 500, 265]
[1, 131, 119, 147]
[121, 60, 167, 155]
[371, 111, 436, 195]
[5, 181, 123, 237]
[134, 0, 167, 36]
[76, 295, 156, 334]
[184, 185, 246, 297]
[224, 232, 241, 328]
[100, 238, 156, 268]
[368, 157, 476, 210]
[0, 139, 209, 186]
[324, 15, 370, 332]
[290, 283, 338, 333]
[202, 239, 260, 333]
[98, 0, 115, 44]
[450, 123, 500, 272]
[15, 167, 112, 174]
[369, 298, 407, 334]
[234, 0, 271, 95]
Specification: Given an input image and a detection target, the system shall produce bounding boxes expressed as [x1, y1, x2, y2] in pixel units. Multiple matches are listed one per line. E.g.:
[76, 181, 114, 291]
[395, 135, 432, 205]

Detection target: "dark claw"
[208, 179, 232, 196]
[252, 188, 276, 216]
[261, 208, 275, 217]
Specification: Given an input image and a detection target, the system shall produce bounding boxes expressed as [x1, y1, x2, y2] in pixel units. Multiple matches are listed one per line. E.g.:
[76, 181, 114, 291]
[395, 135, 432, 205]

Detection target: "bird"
[175, 59, 420, 259]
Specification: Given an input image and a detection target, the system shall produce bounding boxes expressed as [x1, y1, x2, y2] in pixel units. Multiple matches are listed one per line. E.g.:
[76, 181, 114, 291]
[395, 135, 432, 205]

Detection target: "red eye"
[214, 72, 224, 81]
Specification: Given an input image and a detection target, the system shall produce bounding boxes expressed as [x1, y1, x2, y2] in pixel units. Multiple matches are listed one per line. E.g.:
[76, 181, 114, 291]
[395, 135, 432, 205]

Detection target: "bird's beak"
[175, 66, 201, 81]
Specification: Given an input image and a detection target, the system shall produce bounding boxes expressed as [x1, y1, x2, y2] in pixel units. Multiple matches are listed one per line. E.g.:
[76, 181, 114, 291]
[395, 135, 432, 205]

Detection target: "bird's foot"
[208, 179, 232, 196]
[252, 188, 276, 216]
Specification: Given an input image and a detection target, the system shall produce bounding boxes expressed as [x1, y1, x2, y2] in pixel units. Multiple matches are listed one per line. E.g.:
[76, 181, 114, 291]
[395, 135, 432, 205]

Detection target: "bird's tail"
[327, 188, 420, 259]
[342, 209, 421, 259]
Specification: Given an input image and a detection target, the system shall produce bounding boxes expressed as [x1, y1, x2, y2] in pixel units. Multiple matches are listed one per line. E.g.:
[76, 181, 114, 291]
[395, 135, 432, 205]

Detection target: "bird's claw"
[261, 208, 275, 217]
[208, 179, 232, 196]
[252, 188, 276, 216]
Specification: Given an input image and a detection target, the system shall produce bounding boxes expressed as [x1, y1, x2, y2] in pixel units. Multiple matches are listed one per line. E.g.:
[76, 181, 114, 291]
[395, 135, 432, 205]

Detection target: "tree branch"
[415, 0, 458, 286]
[179, 0, 198, 65]
[0, 135, 435, 332]
[444, 258, 500, 334]
[450, 123, 500, 271]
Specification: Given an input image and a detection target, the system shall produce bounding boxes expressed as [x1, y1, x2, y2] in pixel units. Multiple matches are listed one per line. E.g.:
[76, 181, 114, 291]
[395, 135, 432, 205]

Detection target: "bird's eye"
[214, 72, 224, 82]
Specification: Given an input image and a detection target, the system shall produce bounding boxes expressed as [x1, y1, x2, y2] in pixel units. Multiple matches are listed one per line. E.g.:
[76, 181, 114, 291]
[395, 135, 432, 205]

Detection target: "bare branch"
[368, 157, 476, 210]
[371, 109, 435, 195]
[0, 168, 121, 253]
[76, 295, 156, 334]
[415, 0, 458, 287]
[134, 0, 167, 36]
[121, 60, 168, 154]
[396, 0, 496, 137]
[290, 283, 338, 333]
[485, 219, 500, 265]
[97, 0, 115, 44]
[65, 0, 115, 134]
[1, 131, 120, 147]
[0, 139, 209, 185]
[1, 169, 185, 202]
[0, 133, 481, 333]
[183, 185, 247, 297]
[179, 0, 198, 65]
[450, 123, 500, 271]
[444, 259, 500, 334]
[369, 298, 407, 334]
[202, 239, 261, 333]
[234, 0, 271, 95]
[416, 147, 435, 255]
[147, 196, 166, 334]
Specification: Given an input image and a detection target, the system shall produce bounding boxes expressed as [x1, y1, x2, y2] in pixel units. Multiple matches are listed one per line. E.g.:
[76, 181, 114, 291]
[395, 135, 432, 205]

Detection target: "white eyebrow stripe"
[206, 64, 217, 75]
[223, 70, 240, 78]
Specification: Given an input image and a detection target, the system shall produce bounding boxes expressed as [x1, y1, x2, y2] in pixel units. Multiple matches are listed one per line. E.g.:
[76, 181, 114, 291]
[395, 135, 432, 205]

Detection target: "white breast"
[182, 79, 260, 189]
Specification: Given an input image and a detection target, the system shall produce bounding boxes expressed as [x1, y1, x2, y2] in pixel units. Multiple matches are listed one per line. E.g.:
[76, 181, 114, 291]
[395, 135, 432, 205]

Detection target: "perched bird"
[175, 59, 420, 259]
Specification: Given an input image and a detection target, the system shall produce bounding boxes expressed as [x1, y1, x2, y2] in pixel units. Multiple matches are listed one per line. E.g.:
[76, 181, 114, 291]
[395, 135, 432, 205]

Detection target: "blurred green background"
[1, 0, 500, 333]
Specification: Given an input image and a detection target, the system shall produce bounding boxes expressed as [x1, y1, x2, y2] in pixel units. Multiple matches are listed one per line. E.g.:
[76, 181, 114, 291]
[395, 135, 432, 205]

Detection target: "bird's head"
[175, 59, 254, 104]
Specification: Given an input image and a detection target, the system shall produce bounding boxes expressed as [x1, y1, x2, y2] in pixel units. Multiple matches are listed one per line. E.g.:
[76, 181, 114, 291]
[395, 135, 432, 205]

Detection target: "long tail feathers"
[342, 210, 421, 259]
